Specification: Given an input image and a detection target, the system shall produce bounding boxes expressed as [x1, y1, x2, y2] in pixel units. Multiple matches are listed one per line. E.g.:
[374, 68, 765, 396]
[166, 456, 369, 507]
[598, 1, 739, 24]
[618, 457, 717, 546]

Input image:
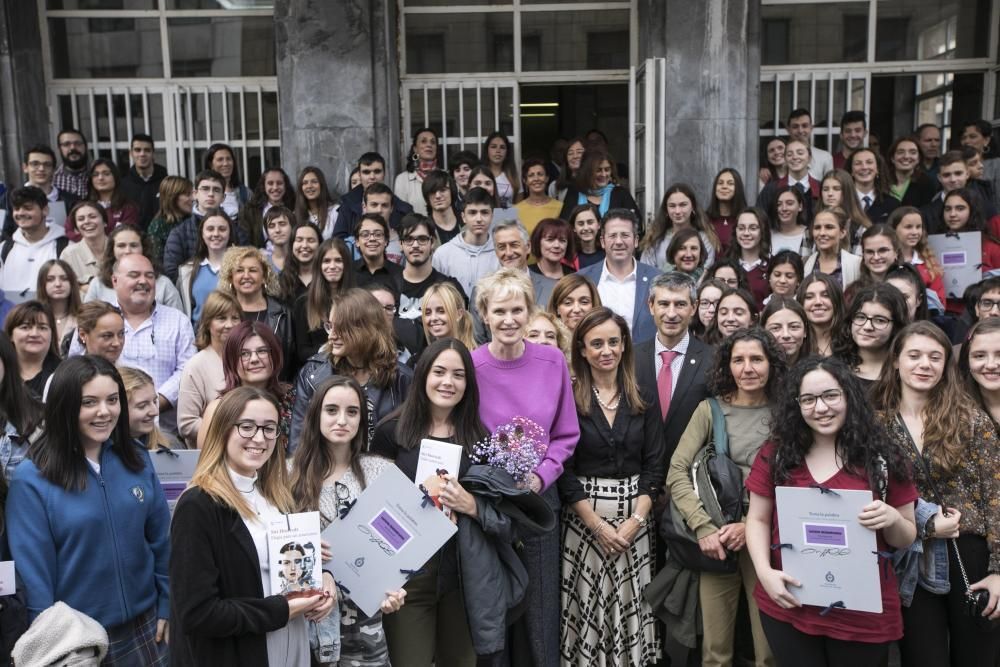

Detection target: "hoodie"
[431, 233, 499, 297]
[0, 225, 66, 293]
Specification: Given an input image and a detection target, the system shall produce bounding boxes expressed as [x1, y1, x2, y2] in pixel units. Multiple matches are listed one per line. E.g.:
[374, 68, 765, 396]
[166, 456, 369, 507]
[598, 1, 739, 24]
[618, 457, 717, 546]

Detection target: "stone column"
[0, 2, 50, 185]
[274, 0, 400, 196]
[639, 0, 760, 205]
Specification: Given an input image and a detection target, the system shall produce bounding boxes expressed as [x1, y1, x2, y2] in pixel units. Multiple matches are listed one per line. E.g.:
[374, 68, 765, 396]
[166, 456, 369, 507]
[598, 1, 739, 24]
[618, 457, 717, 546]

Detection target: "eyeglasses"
[851, 313, 892, 330]
[978, 298, 1000, 312]
[698, 299, 719, 311]
[402, 235, 433, 246]
[795, 389, 844, 411]
[862, 247, 894, 257]
[382, 304, 397, 315]
[358, 230, 385, 240]
[239, 347, 271, 361]
[234, 421, 279, 440]
[59, 140, 84, 148]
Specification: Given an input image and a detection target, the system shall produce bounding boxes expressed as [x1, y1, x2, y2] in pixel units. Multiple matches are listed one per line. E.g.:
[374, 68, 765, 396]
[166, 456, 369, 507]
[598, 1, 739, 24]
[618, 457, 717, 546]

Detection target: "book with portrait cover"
[416, 438, 463, 514]
[267, 511, 323, 599]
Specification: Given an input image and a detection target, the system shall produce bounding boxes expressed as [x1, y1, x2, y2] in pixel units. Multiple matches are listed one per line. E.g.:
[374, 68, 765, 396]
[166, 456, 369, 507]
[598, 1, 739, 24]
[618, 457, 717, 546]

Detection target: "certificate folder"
[322, 465, 457, 617]
[775, 486, 882, 613]
[150, 448, 200, 515]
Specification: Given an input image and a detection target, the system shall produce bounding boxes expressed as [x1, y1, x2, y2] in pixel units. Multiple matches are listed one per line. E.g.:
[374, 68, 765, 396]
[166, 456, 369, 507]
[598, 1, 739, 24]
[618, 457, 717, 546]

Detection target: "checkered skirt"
[559, 475, 659, 667]
[104, 607, 167, 667]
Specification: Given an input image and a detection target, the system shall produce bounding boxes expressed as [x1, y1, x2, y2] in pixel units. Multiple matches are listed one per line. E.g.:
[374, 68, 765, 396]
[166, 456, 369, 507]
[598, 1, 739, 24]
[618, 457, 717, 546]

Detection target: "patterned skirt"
[104, 608, 167, 667]
[559, 475, 659, 667]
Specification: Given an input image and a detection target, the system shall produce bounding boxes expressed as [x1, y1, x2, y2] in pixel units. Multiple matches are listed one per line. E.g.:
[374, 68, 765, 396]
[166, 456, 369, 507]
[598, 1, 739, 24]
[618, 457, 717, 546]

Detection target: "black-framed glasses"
[358, 230, 385, 240]
[239, 347, 271, 361]
[402, 235, 433, 246]
[978, 298, 1000, 312]
[851, 313, 892, 330]
[795, 389, 844, 411]
[234, 421, 279, 440]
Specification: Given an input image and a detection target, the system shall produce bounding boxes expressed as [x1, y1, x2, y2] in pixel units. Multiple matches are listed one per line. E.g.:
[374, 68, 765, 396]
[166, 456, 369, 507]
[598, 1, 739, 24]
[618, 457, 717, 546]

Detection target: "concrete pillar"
[0, 2, 50, 185]
[639, 0, 760, 205]
[274, 0, 400, 197]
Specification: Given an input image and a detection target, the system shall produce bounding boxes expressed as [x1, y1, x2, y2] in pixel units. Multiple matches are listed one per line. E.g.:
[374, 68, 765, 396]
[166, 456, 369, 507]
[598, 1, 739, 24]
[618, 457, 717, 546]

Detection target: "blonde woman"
[170, 387, 336, 665]
[119, 366, 171, 450]
[217, 245, 292, 379]
[177, 291, 243, 447]
[421, 282, 476, 351]
[525, 309, 572, 366]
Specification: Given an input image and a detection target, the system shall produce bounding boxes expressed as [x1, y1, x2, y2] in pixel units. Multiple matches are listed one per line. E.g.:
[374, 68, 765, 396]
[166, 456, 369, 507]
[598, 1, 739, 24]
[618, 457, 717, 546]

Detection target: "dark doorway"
[519, 83, 629, 168]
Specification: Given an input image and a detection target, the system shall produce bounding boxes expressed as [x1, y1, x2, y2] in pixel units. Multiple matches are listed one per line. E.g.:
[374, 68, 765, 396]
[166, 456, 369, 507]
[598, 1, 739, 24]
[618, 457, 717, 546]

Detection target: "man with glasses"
[431, 187, 499, 297]
[577, 208, 661, 343]
[70, 253, 194, 438]
[394, 213, 466, 322]
[361, 182, 405, 265]
[334, 152, 413, 242]
[3, 145, 78, 237]
[352, 213, 402, 290]
[52, 129, 91, 198]
[974, 277, 1000, 323]
[163, 169, 248, 281]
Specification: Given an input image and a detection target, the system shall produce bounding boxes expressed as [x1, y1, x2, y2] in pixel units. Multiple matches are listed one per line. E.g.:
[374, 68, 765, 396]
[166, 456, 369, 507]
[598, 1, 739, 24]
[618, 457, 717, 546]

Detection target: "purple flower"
[471, 417, 549, 484]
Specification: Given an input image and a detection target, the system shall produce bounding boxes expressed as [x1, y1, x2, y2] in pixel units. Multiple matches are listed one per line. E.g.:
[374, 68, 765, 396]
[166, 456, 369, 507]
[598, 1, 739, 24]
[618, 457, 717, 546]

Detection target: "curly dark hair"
[837, 282, 909, 371]
[709, 326, 788, 403]
[766, 356, 911, 491]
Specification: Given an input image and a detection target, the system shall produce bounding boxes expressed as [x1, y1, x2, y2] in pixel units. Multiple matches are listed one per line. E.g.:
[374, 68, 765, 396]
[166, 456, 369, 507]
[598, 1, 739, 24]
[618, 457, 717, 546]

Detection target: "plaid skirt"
[559, 475, 659, 667]
[104, 607, 167, 667]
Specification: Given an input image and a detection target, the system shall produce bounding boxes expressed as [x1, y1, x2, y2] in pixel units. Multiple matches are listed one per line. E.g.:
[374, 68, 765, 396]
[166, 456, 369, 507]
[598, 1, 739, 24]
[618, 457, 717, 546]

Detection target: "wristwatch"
[631, 512, 648, 527]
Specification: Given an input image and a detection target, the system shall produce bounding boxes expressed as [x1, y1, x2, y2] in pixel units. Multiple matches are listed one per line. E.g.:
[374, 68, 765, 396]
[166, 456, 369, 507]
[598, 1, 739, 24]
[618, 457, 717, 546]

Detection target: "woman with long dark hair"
[294, 167, 337, 236]
[74, 158, 138, 239]
[292, 238, 354, 367]
[482, 131, 519, 208]
[0, 332, 43, 482]
[728, 207, 773, 308]
[278, 221, 321, 304]
[558, 149, 638, 222]
[290, 376, 406, 665]
[706, 168, 749, 253]
[639, 183, 720, 271]
[567, 203, 604, 269]
[204, 143, 249, 218]
[745, 356, 917, 666]
[176, 208, 236, 324]
[561, 308, 664, 665]
[372, 338, 488, 665]
[876, 321, 1000, 665]
[796, 273, 846, 357]
[839, 283, 909, 387]
[240, 167, 296, 247]
[761, 296, 812, 365]
[36, 258, 81, 354]
[7, 356, 171, 662]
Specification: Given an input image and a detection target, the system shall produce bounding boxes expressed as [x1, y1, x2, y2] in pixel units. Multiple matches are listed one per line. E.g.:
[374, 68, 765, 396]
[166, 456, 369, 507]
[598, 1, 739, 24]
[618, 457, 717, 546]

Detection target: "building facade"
[1, 0, 998, 223]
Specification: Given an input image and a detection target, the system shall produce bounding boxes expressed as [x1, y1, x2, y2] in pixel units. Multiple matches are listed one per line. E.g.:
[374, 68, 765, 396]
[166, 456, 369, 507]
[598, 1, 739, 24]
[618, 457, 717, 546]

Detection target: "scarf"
[578, 183, 615, 217]
[416, 159, 437, 181]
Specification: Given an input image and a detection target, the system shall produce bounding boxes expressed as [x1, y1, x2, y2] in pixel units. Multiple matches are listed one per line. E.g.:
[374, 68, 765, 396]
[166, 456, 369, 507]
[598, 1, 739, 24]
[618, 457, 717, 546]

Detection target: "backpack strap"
[707, 397, 729, 457]
[0, 238, 13, 264]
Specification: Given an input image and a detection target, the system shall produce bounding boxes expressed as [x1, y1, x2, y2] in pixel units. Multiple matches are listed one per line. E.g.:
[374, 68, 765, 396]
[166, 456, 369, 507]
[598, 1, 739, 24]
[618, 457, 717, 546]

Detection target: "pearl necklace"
[592, 385, 621, 411]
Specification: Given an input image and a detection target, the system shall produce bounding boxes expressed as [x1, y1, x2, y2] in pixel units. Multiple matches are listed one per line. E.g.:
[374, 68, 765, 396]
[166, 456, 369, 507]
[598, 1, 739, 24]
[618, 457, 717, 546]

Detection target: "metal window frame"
[397, 0, 637, 165]
[36, 0, 279, 179]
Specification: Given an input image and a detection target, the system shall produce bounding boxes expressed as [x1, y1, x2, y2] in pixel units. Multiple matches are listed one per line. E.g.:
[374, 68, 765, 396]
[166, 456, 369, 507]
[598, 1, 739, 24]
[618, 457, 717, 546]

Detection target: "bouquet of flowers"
[471, 416, 548, 485]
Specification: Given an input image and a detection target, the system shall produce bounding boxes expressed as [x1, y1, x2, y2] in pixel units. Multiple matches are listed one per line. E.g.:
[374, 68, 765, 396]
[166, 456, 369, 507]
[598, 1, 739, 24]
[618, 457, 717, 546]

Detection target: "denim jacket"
[893, 497, 951, 606]
[0, 421, 32, 484]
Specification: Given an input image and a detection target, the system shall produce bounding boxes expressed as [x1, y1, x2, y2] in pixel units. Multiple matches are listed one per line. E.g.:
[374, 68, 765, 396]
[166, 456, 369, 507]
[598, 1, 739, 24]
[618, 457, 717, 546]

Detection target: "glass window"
[520, 10, 629, 71]
[761, 3, 868, 65]
[875, 0, 990, 61]
[167, 16, 275, 77]
[48, 1, 157, 8]
[405, 0, 505, 5]
[405, 12, 514, 74]
[49, 17, 163, 78]
[165, 0, 273, 8]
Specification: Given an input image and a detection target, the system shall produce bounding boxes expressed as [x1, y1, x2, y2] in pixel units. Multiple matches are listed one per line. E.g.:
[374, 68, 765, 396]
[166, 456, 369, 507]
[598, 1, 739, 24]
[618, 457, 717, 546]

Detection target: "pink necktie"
[658, 350, 679, 419]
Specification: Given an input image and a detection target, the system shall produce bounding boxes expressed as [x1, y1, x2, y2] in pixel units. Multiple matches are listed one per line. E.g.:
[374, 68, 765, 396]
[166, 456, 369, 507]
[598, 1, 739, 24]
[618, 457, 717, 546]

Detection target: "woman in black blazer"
[558, 148, 639, 221]
[169, 386, 336, 667]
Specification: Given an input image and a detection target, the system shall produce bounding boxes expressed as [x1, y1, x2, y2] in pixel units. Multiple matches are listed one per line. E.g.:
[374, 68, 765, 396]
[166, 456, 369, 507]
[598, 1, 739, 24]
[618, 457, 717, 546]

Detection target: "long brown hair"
[329, 289, 398, 389]
[306, 238, 354, 330]
[571, 307, 645, 416]
[873, 321, 971, 473]
[290, 376, 370, 512]
[189, 386, 294, 518]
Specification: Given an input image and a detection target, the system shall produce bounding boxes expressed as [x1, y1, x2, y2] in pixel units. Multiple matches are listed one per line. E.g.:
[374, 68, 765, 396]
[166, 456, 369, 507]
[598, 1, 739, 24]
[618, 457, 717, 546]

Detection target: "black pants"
[759, 612, 890, 667]
[899, 534, 1000, 667]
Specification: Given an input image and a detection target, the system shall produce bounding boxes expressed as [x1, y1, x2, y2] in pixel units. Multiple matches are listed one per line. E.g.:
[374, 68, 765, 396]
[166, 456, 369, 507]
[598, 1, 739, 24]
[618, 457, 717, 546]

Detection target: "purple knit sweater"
[471, 340, 580, 490]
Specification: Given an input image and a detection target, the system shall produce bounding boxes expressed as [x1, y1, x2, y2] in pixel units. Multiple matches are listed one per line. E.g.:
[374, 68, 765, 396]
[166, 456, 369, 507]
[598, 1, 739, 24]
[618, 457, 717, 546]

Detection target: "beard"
[64, 152, 88, 170]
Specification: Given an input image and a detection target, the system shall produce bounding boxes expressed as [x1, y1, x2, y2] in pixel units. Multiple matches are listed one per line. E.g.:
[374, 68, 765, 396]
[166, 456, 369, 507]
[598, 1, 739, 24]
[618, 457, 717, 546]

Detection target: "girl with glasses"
[858, 224, 902, 283]
[841, 283, 909, 388]
[691, 279, 728, 341]
[745, 356, 917, 666]
[171, 386, 336, 666]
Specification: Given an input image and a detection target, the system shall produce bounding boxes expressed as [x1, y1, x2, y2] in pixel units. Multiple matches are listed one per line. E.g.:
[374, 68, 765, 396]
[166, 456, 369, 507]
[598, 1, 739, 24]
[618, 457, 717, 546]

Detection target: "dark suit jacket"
[169, 488, 290, 667]
[863, 192, 901, 225]
[576, 260, 660, 343]
[898, 173, 939, 209]
[333, 186, 414, 238]
[634, 335, 715, 465]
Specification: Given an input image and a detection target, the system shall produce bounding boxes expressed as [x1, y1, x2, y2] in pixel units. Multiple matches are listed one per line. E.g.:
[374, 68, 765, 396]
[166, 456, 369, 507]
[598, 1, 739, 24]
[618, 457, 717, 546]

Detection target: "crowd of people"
[0, 109, 997, 667]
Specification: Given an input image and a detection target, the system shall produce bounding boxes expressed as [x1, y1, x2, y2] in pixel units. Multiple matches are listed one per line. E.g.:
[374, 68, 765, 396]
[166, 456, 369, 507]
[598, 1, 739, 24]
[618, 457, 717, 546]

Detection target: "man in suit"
[577, 208, 660, 343]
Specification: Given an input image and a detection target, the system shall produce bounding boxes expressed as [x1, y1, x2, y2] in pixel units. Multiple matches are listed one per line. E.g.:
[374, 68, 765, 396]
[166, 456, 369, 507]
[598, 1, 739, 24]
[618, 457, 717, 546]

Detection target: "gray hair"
[491, 218, 529, 243]
[648, 271, 697, 303]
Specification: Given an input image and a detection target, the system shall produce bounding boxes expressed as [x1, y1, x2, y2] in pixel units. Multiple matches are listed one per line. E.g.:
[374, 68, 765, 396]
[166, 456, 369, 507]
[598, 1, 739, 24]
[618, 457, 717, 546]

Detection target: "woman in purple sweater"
[471, 267, 579, 667]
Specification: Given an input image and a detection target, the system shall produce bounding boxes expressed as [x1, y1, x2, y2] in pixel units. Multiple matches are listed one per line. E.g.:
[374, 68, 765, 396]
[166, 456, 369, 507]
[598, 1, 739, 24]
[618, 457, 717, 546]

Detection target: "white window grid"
[398, 1, 637, 167]
[760, 0, 1000, 125]
[37, 1, 279, 180]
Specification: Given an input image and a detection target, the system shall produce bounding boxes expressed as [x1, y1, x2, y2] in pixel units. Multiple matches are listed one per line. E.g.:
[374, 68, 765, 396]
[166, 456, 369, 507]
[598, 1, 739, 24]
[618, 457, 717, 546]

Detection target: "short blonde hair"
[218, 246, 280, 298]
[527, 309, 571, 364]
[474, 268, 534, 323]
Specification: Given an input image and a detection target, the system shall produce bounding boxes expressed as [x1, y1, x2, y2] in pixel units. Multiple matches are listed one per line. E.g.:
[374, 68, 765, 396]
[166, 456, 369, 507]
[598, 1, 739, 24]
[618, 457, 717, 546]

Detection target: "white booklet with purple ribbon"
[150, 448, 200, 515]
[321, 464, 456, 616]
[775, 486, 882, 613]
